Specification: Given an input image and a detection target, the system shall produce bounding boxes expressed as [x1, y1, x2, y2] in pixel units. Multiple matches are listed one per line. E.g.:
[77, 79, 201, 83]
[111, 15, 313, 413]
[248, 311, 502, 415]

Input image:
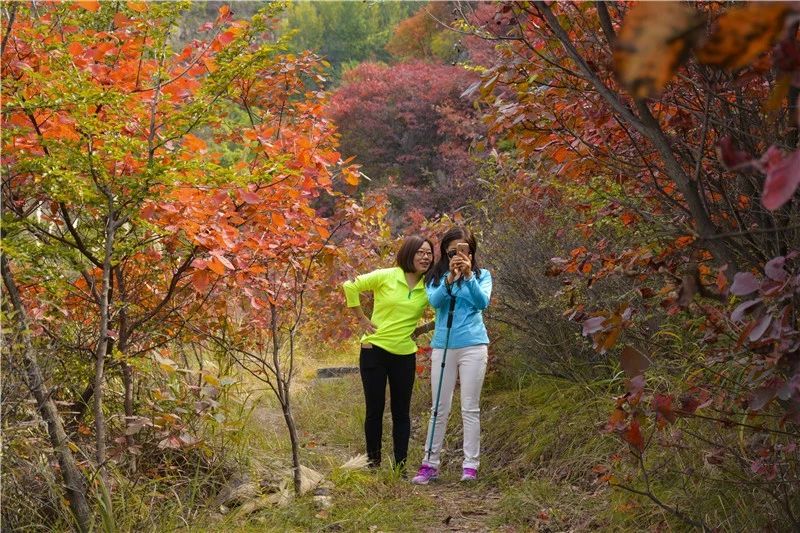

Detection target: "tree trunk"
[121, 360, 136, 468]
[2, 255, 93, 532]
[94, 207, 116, 482]
[281, 399, 302, 495]
[269, 301, 302, 494]
[116, 267, 137, 472]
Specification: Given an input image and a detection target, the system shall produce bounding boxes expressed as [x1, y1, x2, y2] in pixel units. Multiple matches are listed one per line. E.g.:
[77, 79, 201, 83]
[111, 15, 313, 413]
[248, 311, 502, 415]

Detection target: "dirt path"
[411, 481, 504, 532]
[244, 373, 509, 531]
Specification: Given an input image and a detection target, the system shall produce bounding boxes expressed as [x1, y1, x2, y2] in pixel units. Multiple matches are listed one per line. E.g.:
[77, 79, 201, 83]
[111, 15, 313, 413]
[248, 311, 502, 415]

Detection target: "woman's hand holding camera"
[447, 249, 472, 284]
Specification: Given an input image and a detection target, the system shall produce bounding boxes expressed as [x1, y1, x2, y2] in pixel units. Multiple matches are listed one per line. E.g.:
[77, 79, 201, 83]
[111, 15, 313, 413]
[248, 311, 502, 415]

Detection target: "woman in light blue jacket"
[411, 226, 492, 484]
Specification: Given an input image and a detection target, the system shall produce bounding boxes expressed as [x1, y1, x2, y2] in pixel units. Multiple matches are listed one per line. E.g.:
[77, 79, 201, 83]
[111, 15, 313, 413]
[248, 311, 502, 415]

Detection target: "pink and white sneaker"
[410, 465, 439, 485]
[460, 467, 477, 481]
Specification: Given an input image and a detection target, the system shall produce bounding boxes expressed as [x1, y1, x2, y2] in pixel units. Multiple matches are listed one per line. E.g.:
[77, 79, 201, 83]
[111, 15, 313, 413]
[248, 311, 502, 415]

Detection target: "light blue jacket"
[426, 269, 492, 349]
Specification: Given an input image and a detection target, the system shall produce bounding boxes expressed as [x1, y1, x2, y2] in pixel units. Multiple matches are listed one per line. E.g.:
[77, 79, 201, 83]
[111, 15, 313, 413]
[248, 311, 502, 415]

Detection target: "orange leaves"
[41, 118, 80, 142]
[582, 306, 632, 354]
[191, 269, 212, 292]
[342, 167, 360, 186]
[207, 253, 233, 275]
[315, 224, 330, 240]
[614, 2, 704, 99]
[183, 134, 207, 153]
[619, 212, 636, 226]
[173, 187, 198, 204]
[615, 1, 795, 98]
[74, 1, 101, 12]
[67, 41, 84, 58]
[696, 3, 792, 70]
[126, 1, 147, 13]
[271, 212, 286, 227]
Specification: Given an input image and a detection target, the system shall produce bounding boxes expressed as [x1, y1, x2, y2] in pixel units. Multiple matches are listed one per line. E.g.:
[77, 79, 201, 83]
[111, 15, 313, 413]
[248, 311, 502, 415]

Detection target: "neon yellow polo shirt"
[342, 267, 428, 355]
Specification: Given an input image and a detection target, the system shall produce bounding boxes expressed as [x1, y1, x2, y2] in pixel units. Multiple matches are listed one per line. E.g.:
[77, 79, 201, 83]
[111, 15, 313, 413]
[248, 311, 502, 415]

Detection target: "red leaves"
[764, 256, 788, 282]
[678, 390, 702, 415]
[191, 270, 212, 293]
[730, 272, 759, 296]
[653, 394, 677, 427]
[749, 386, 778, 412]
[717, 137, 754, 170]
[762, 148, 800, 210]
[716, 141, 800, 211]
[621, 345, 650, 380]
[239, 189, 261, 205]
[748, 314, 772, 342]
[582, 316, 605, 335]
[623, 419, 644, 451]
[731, 298, 762, 322]
[327, 60, 482, 216]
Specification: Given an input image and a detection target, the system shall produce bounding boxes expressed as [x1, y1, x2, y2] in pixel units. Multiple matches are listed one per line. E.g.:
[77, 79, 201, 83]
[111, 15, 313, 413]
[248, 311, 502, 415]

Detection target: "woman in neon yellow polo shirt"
[343, 235, 434, 470]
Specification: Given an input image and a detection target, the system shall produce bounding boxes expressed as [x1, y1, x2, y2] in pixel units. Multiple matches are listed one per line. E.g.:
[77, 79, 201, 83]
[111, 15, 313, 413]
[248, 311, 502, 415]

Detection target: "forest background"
[2, 1, 799, 531]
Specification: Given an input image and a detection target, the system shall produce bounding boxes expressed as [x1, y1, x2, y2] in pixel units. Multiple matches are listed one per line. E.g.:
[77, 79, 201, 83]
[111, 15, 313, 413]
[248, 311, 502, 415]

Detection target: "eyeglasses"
[415, 250, 433, 258]
[446, 249, 459, 259]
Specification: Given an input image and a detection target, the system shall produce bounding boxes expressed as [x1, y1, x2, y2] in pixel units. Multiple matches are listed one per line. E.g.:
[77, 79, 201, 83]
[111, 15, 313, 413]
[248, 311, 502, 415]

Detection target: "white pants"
[421, 344, 488, 470]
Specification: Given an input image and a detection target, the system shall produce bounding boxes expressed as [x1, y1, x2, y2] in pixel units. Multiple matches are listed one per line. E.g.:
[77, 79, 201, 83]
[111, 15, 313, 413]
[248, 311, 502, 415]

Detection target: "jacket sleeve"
[460, 270, 492, 310]
[426, 277, 451, 309]
[342, 269, 388, 308]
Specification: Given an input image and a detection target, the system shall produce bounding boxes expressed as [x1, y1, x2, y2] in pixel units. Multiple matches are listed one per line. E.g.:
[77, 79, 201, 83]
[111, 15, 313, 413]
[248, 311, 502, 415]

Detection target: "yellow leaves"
[201, 373, 220, 387]
[154, 354, 178, 374]
[614, 2, 705, 100]
[696, 3, 791, 70]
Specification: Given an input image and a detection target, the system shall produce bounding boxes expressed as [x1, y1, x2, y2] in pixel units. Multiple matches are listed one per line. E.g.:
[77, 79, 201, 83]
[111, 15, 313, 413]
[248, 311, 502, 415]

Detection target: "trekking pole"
[426, 290, 457, 461]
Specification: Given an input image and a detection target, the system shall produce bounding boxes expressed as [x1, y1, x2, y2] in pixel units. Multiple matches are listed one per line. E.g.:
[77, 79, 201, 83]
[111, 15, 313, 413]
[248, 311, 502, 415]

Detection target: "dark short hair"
[396, 235, 434, 273]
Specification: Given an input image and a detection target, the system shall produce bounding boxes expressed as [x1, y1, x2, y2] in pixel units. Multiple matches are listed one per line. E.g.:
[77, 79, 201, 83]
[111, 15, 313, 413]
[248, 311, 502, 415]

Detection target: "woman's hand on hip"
[359, 314, 377, 335]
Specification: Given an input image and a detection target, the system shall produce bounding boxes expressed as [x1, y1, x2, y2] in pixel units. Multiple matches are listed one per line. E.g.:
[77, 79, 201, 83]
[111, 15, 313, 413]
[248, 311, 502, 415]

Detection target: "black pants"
[359, 344, 416, 468]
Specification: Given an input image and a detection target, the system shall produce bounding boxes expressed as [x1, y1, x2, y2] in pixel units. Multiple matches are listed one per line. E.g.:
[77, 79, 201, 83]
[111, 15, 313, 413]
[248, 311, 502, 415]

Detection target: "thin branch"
[1, 1, 18, 56]
[595, 1, 615, 47]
